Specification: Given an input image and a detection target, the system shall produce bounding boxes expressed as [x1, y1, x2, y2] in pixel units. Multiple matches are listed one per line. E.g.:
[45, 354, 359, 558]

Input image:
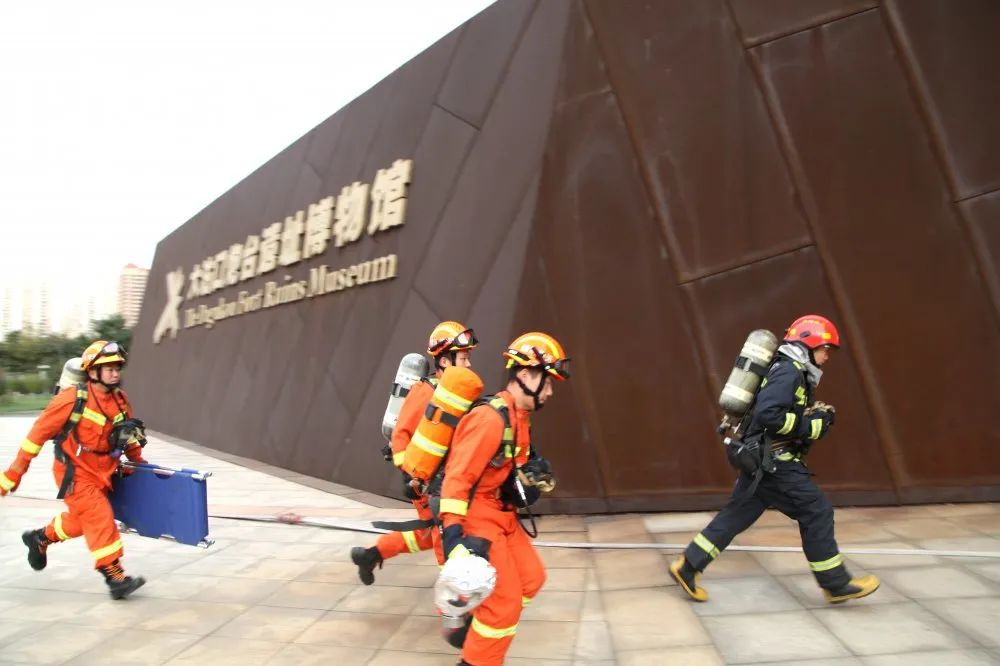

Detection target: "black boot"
[443, 614, 473, 649]
[350, 546, 383, 585]
[22, 529, 50, 571]
[99, 560, 146, 600]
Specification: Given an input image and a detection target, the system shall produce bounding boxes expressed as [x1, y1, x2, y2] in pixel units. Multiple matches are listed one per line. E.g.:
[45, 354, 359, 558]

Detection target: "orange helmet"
[784, 315, 840, 350]
[503, 332, 571, 381]
[427, 321, 478, 357]
[80, 340, 128, 372]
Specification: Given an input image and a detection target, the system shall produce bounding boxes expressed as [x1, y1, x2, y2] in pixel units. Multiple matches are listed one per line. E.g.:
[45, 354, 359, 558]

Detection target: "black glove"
[442, 524, 491, 559]
[519, 456, 555, 492]
[806, 408, 835, 440]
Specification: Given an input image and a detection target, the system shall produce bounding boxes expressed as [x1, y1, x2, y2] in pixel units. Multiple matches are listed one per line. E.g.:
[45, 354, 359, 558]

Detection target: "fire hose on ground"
[8, 494, 1000, 559]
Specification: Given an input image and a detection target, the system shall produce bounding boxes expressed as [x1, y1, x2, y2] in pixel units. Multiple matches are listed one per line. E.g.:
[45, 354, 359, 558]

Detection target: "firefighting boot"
[350, 546, 383, 586]
[669, 555, 708, 602]
[823, 574, 880, 604]
[99, 560, 146, 600]
[22, 529, 50, 571]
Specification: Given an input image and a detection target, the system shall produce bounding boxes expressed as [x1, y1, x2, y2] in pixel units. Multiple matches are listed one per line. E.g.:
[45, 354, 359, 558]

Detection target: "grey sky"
[0, 1, 494, 326]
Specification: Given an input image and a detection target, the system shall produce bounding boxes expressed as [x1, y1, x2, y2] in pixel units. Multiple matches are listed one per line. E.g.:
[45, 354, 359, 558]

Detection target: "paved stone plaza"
[1, 415, 999, 665]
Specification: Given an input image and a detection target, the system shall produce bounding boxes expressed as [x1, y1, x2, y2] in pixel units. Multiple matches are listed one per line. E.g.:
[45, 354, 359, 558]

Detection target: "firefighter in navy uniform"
[670, 315, 880, 604]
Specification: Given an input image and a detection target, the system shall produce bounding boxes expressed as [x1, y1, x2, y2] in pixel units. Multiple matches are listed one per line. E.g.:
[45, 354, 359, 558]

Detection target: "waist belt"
[771, 443, 803, 462]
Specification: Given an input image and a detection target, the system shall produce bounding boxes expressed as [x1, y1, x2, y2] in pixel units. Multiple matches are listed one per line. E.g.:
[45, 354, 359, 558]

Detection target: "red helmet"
[784, 315, 840, 350]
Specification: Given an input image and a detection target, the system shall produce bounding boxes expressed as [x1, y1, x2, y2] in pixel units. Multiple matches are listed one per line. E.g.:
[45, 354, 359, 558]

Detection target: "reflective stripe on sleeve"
[20, 439, 42, 456]
[392, 450, 405, 466]
[777, 412, 796, 435]
[439, 498, 468, 516]
[0, 473, 16, 491]
[810, 418, 823, 440]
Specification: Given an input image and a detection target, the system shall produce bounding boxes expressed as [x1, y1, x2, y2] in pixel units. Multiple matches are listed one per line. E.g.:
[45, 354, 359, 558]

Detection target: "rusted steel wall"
[129, 0, 1000, 512]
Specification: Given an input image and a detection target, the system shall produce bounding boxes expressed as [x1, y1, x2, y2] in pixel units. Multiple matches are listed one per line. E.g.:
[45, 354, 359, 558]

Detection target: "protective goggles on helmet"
[507, 346, 571, 380]
[93, 341, 128, 366]
[428, 328, 478, 356]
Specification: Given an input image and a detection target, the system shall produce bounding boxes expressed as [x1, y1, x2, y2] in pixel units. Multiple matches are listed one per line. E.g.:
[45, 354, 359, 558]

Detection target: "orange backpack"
[401, 365, 484, 483]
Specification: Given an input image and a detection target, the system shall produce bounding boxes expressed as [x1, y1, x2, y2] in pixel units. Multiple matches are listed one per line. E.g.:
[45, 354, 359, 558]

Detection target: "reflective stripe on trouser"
[684, 462, 850, 589]
[49, 470, 124, 569]
[463, 505, 546, 666]
[375, 495, 442, 564]
[45, 512, 82, 542]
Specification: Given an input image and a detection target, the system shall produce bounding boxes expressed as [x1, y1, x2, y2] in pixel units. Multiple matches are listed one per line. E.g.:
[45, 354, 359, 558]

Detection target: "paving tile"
[64, 630, 201, 665]
[333, 583, 423, 615]
[702, 611, 849, 663]
[368, 563, 438, 587]
[259, 580, 355, 610]
[580, 589, 606, 622]
[544, 566, 590, 591]
[295, 610, 407, 648]
[751, 550, 813, 576]
[843, 541, 940, 570]
[265, 644, 378, 665]
[214, 604, 323, 641]
[594, 549, 670, 590]
[0, 618, 53, 644]
[603, 590, 711, 649]
[926, 504, 1000, 519]
[296, 560, 363, 584]
[812, 602, 973, 655]
[521, 590, 585, 621]
[921, 597, 1000, 647]
[538, 545, 596, 569]
[367, 652, 463, 665]
[164, 636, 284, 665]
[692, 576, 803, 616]
[733, 525, 806, 547]
[572, 620, 614, 660]
[0, 588, 106, 622]
[382, 614, 456, 653]
[135, 600, 248, 634]
[505, 619, 579, 660]
[754, 657, 863, 666]
[873, 565, 999, 599]
[916, 536, 1000, 564]
[965, 562, 1000, 584]
[950, 513, 1000, 537]
[615, 646, 726, 666]
[587, 515, 651, 543]
[537, 515, 587, 532]
[860, 649, 999, 665]
[643, 511, 720, 534]
[2, 623, 119, 664]
[882, 519, 979, 540]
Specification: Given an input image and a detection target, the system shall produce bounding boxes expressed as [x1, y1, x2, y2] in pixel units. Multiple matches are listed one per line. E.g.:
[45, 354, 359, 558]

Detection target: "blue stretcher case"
[109, 462, 214, 547]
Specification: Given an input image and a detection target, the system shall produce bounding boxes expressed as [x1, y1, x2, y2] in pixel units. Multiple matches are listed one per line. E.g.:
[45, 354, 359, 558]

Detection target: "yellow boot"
[669, 556, 708, 602]
[823, 575, 880, 604]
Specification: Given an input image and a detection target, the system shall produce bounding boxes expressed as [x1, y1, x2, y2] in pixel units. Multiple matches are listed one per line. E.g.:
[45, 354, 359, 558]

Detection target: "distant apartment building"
[18, 285, 52, 335]
[117, 264, 149, 328]
[0, 286, 12, 337]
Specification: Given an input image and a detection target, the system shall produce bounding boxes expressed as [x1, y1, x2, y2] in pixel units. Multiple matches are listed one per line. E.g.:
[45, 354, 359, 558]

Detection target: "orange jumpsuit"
[19, 385, 145, 568]
[440, 391, 545, 666]
[376, 379, 443, 563]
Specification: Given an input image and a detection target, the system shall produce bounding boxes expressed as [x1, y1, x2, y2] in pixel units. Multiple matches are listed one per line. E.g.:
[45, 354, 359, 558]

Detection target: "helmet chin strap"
[515, 372, 547, 411]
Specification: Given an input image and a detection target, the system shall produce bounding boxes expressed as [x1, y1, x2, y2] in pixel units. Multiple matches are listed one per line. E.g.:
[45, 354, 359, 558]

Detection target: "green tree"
[91, 314, 132, 351]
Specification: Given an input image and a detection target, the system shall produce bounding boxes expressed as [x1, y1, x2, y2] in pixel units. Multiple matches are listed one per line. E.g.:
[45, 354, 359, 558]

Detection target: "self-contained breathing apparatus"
[716, 330, 779, 491]
[379, 353, 431, 461]
[51, 384, 147, 499]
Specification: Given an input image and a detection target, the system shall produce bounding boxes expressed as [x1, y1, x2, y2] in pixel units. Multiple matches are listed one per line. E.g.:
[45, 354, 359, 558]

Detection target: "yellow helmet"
[427, 321, 478, 357]
[503, 332, 570, 381]
[80, 340, 128, 372]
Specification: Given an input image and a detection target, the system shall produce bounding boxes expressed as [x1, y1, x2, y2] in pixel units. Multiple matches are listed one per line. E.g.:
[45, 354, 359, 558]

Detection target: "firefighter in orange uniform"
[439, 332, 569, 666]
[351, 321, 478, 584]
[0, 340, 148, 599]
